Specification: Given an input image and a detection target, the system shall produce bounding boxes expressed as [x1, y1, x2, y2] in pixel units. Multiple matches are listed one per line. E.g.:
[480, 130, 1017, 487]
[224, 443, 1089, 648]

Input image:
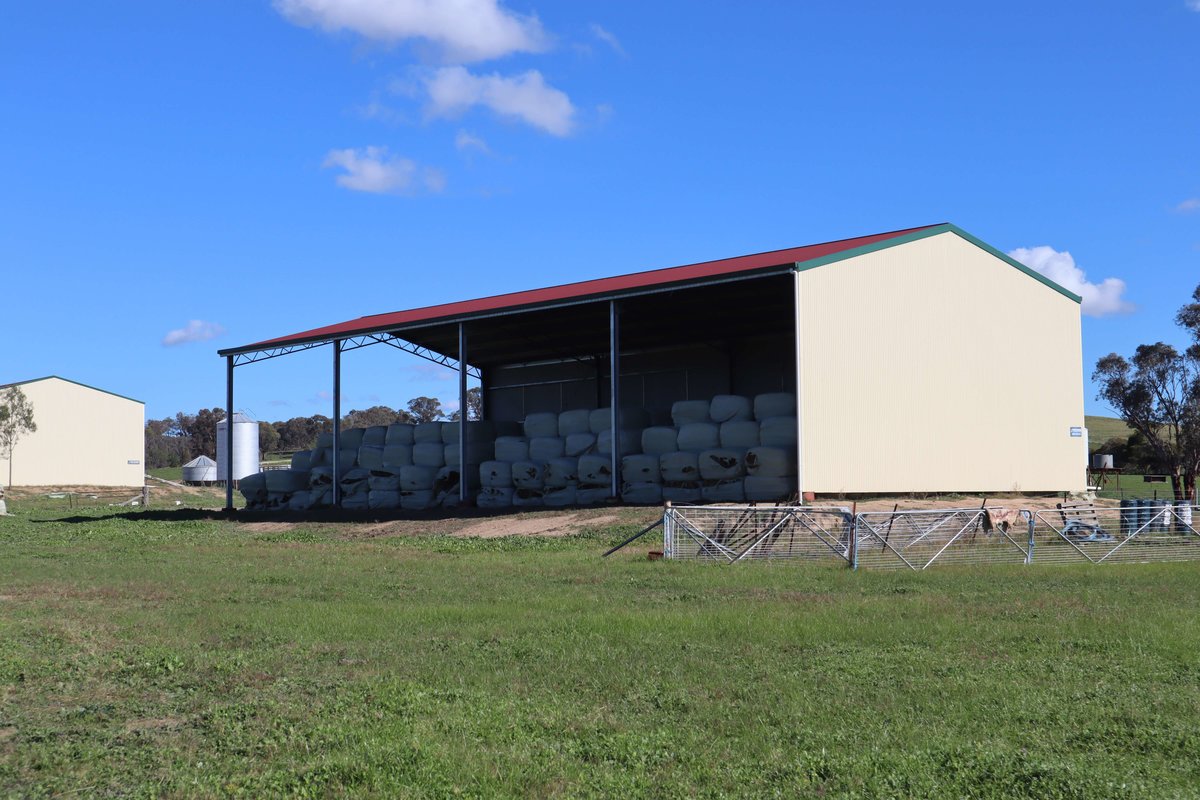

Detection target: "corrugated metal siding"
[798, 232, 1085, 493]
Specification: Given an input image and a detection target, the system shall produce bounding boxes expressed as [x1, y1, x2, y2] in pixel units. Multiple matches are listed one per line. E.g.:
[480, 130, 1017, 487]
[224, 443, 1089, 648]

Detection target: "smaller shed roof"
[0, 375, 144, 405]
[182, 455, 217, 468]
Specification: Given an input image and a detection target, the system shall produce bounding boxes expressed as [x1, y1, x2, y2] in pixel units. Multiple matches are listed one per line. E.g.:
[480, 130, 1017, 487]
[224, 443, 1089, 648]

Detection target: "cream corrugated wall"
[798, 231, 1085, 493]
[0, 378, 144, 487]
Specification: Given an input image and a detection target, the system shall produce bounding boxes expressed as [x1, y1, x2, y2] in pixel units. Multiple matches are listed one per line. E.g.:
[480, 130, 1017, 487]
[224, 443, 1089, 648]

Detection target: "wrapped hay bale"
[400, 465, 437, 491]
[671, 399, 710, 426]
[358, 445, 385, 470]
[480, 460, 513, 488]
[641, 426, 678, 456]
[267, 469, 310, 494]
[444, 441, 493, 467]
[529, 437, 565, 461]
[433, 467, 461, 506]
[337, 449, 358, 472]
[565, 432, 597, 457]
[340, 428, 366, 449]
[413, 422, 444, 444]
[660, 451, 700, 483]
[597, 428, 642, 456]
[575, 486, 610, 505]
[698, 449, 744, 481]
[412, 442, 445, 468]
[316, 432, 334, 449]
[702, 479, 745, 504]
[662, 484, 703, 504]
[367, 466, 403, 492]
[308, 466, 333, 488]
[543, 485, 578, 507]
[400, 490, 434, 510]
[589, 407, 651, 434]
[754, 392, 795, 421]
[291, 450, 311, 471]
[362, 426, 387, 447]
[544, 457, 579, 488]
[476, 487, 514, 508]
[369, 490, 400, 510]
[709, 394, 753, 423]
[523, 412, 559, 439]
[719, 420, 760, 450]
[621, 454, 660, 483]
[577, 454, 613, 487]
[744, 475, 795, 503]
[309, 484, 333, 508]
[383, 444, 413, 467]
[442, 420, 496, 444]
[386, 423, 415, 445]
[744, 447, 796, 477]
[342, 493, 370, 510]
[239, 472, 268, 508]
[494, 436, 530, 462]
[512, 487, 544, 507]
[557, 409, 592, 437]
[677, 422, 720, 452]
[308, 447, 330, 468]
[621, 482, 663, 505]
[511, 461, 545, 489]
[759, 416, 798, 448]
[338, 467, 371, 496]
[287, 490, 312, 511]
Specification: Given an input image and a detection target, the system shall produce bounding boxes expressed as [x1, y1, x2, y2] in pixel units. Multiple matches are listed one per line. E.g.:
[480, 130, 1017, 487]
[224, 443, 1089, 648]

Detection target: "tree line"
[145, 389, 481, 469]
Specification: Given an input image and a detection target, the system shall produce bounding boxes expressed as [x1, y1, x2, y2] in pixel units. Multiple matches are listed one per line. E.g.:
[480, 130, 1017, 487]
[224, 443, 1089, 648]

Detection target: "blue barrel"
[1176, 501, 1194, 534]
[1120, 499, 1137, 537]
[1155, 499, 1172, 532]
[1136, 499, 1152, 532]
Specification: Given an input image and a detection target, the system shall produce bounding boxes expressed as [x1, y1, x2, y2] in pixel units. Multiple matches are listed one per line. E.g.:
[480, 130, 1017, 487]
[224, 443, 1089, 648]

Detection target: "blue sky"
[2, 0, 1198, 422]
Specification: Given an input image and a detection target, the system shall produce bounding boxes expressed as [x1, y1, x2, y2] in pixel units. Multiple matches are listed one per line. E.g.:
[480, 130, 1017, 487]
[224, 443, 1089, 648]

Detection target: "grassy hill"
[1086, 414, 1134, 448]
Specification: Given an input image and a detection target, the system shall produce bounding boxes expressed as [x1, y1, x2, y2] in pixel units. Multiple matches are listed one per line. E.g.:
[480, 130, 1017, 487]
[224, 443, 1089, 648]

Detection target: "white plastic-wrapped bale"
[316, 432, 334, 449]
[512, 487, 544, 507]
[744, 475, 795, 503]
[660, 451, 700, 483]
[709, 394, 753, 423]
[759, 416, 798, 448]
[671, 399, 711, 426]
[558, 409, 592, 437]
[754, 392, 796, 421]
[433, 467, 461, 505]
[523, 412, 559, 439]
[476, 487, 514, 508]
[338, 449, 358, 472]
[340, 428, 366, 449]
[564, 432, 597, 457]
[362, 426, 387, 446]
[358, 445, 385, 469]
[575, 486, 610, 505]
[529, 437, 565, 461]
[383, 444, 413, 467]
[239, 472, 267, 507]
[342, 493, 370, 510]
[511, 461, 545, 489]
[386, 423, 415, 445]
[641, 426, 678, 456]
[494, 436, 530, 462]
[663, 484, 702, 504]
[442, 420, 496, 444]
[744, 447, 797, 477]
[702, 479, 745, 503]
[308, 447, 330, 468]
[291, 450, 311, 471]
[544, 457, 579, 488]
[267, 469, 311, 494]
[444, 441, 493, 467]
[309, 484, 333, 508]
[543, 486, 577, 507]
[400, 465, 437, 491]
[577, 454, 613, 487]
[597, 428, 642, 456]
[338, 468, 371, 496]
[308, 466, 333, 488]
[369, 490, 400, 510]
[480, 460, 513, 488]
[621, 482, 663, 505]
[412, 442, 445, 468]
[400, 490, 434, 510]
[677, 422, 720, 452]
[287, 490, 312, 511]
[413, 422, 444, 444]
[698, 449, 744, 481]
[368, 466, 403, 491]
[720, 420, 760, 450]
[589, 407, 651, 434]
[621, 454, 660, 483]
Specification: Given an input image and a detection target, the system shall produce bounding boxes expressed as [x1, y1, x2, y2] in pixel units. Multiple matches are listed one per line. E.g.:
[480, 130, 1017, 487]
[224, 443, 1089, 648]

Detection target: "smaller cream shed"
[0, 376, 144, 487]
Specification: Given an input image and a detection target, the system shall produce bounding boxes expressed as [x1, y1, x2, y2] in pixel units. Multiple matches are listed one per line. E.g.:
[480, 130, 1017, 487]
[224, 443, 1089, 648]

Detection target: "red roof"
[223, 223, 943, 355]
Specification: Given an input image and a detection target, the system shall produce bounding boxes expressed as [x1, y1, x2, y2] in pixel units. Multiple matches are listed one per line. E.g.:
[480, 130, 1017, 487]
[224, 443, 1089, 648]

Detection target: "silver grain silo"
[216, 411, 260, 483]
[181, 455, 218, 484]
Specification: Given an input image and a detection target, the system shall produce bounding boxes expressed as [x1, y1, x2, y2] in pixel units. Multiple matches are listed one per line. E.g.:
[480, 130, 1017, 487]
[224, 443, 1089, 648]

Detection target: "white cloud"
[1188, 1, 1200, 11]
[1175, 197, 1200, 213]
[425, 66, 575, 136]
[1008, 246, 1133, 317]
[590, 23, 626, 57]
[162, 320, 225, 346]
[455, 129, 490, 154]
[273, 0, 548, 62]
[322, 146, 445, 194]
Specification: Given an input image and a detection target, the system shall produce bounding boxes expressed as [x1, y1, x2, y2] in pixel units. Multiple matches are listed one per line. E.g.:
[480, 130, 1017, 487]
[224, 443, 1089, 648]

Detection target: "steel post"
[224, 355, 234, 511]
[332, 339, 342, 507]
[1026, 514, 1036, 564]
[459, 322, 468, 503]
[792, 269, 804, 499]
[609, 300, 621, 498]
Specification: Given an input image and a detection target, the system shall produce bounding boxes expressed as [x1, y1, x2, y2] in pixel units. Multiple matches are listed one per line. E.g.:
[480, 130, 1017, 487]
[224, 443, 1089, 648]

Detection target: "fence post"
[849, 511, 859, 570]
[141, 485, 150, 507]
[1025, 513, 1035, 565]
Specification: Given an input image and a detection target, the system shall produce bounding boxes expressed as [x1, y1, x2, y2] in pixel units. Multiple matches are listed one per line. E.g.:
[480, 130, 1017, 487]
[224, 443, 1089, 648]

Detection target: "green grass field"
[2, 493, 1199, 798]
[1085, 414, 1135, 447]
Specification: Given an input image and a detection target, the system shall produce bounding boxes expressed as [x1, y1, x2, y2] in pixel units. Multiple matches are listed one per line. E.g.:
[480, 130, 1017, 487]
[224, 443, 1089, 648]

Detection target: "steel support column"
[458, 322, 468, 503]
[332, 339, 342, 507]
[792, 269, 804, 499]
[609, 300, 620, 498]
[224, 355, 234, 511]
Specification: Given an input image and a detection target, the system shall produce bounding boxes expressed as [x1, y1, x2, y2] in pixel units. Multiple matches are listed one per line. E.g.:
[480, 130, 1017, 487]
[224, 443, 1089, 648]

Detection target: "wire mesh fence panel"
[664, 505, 852, 563]
[1031, 505, 1200, 565]
[854, 508, 1030, 570]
